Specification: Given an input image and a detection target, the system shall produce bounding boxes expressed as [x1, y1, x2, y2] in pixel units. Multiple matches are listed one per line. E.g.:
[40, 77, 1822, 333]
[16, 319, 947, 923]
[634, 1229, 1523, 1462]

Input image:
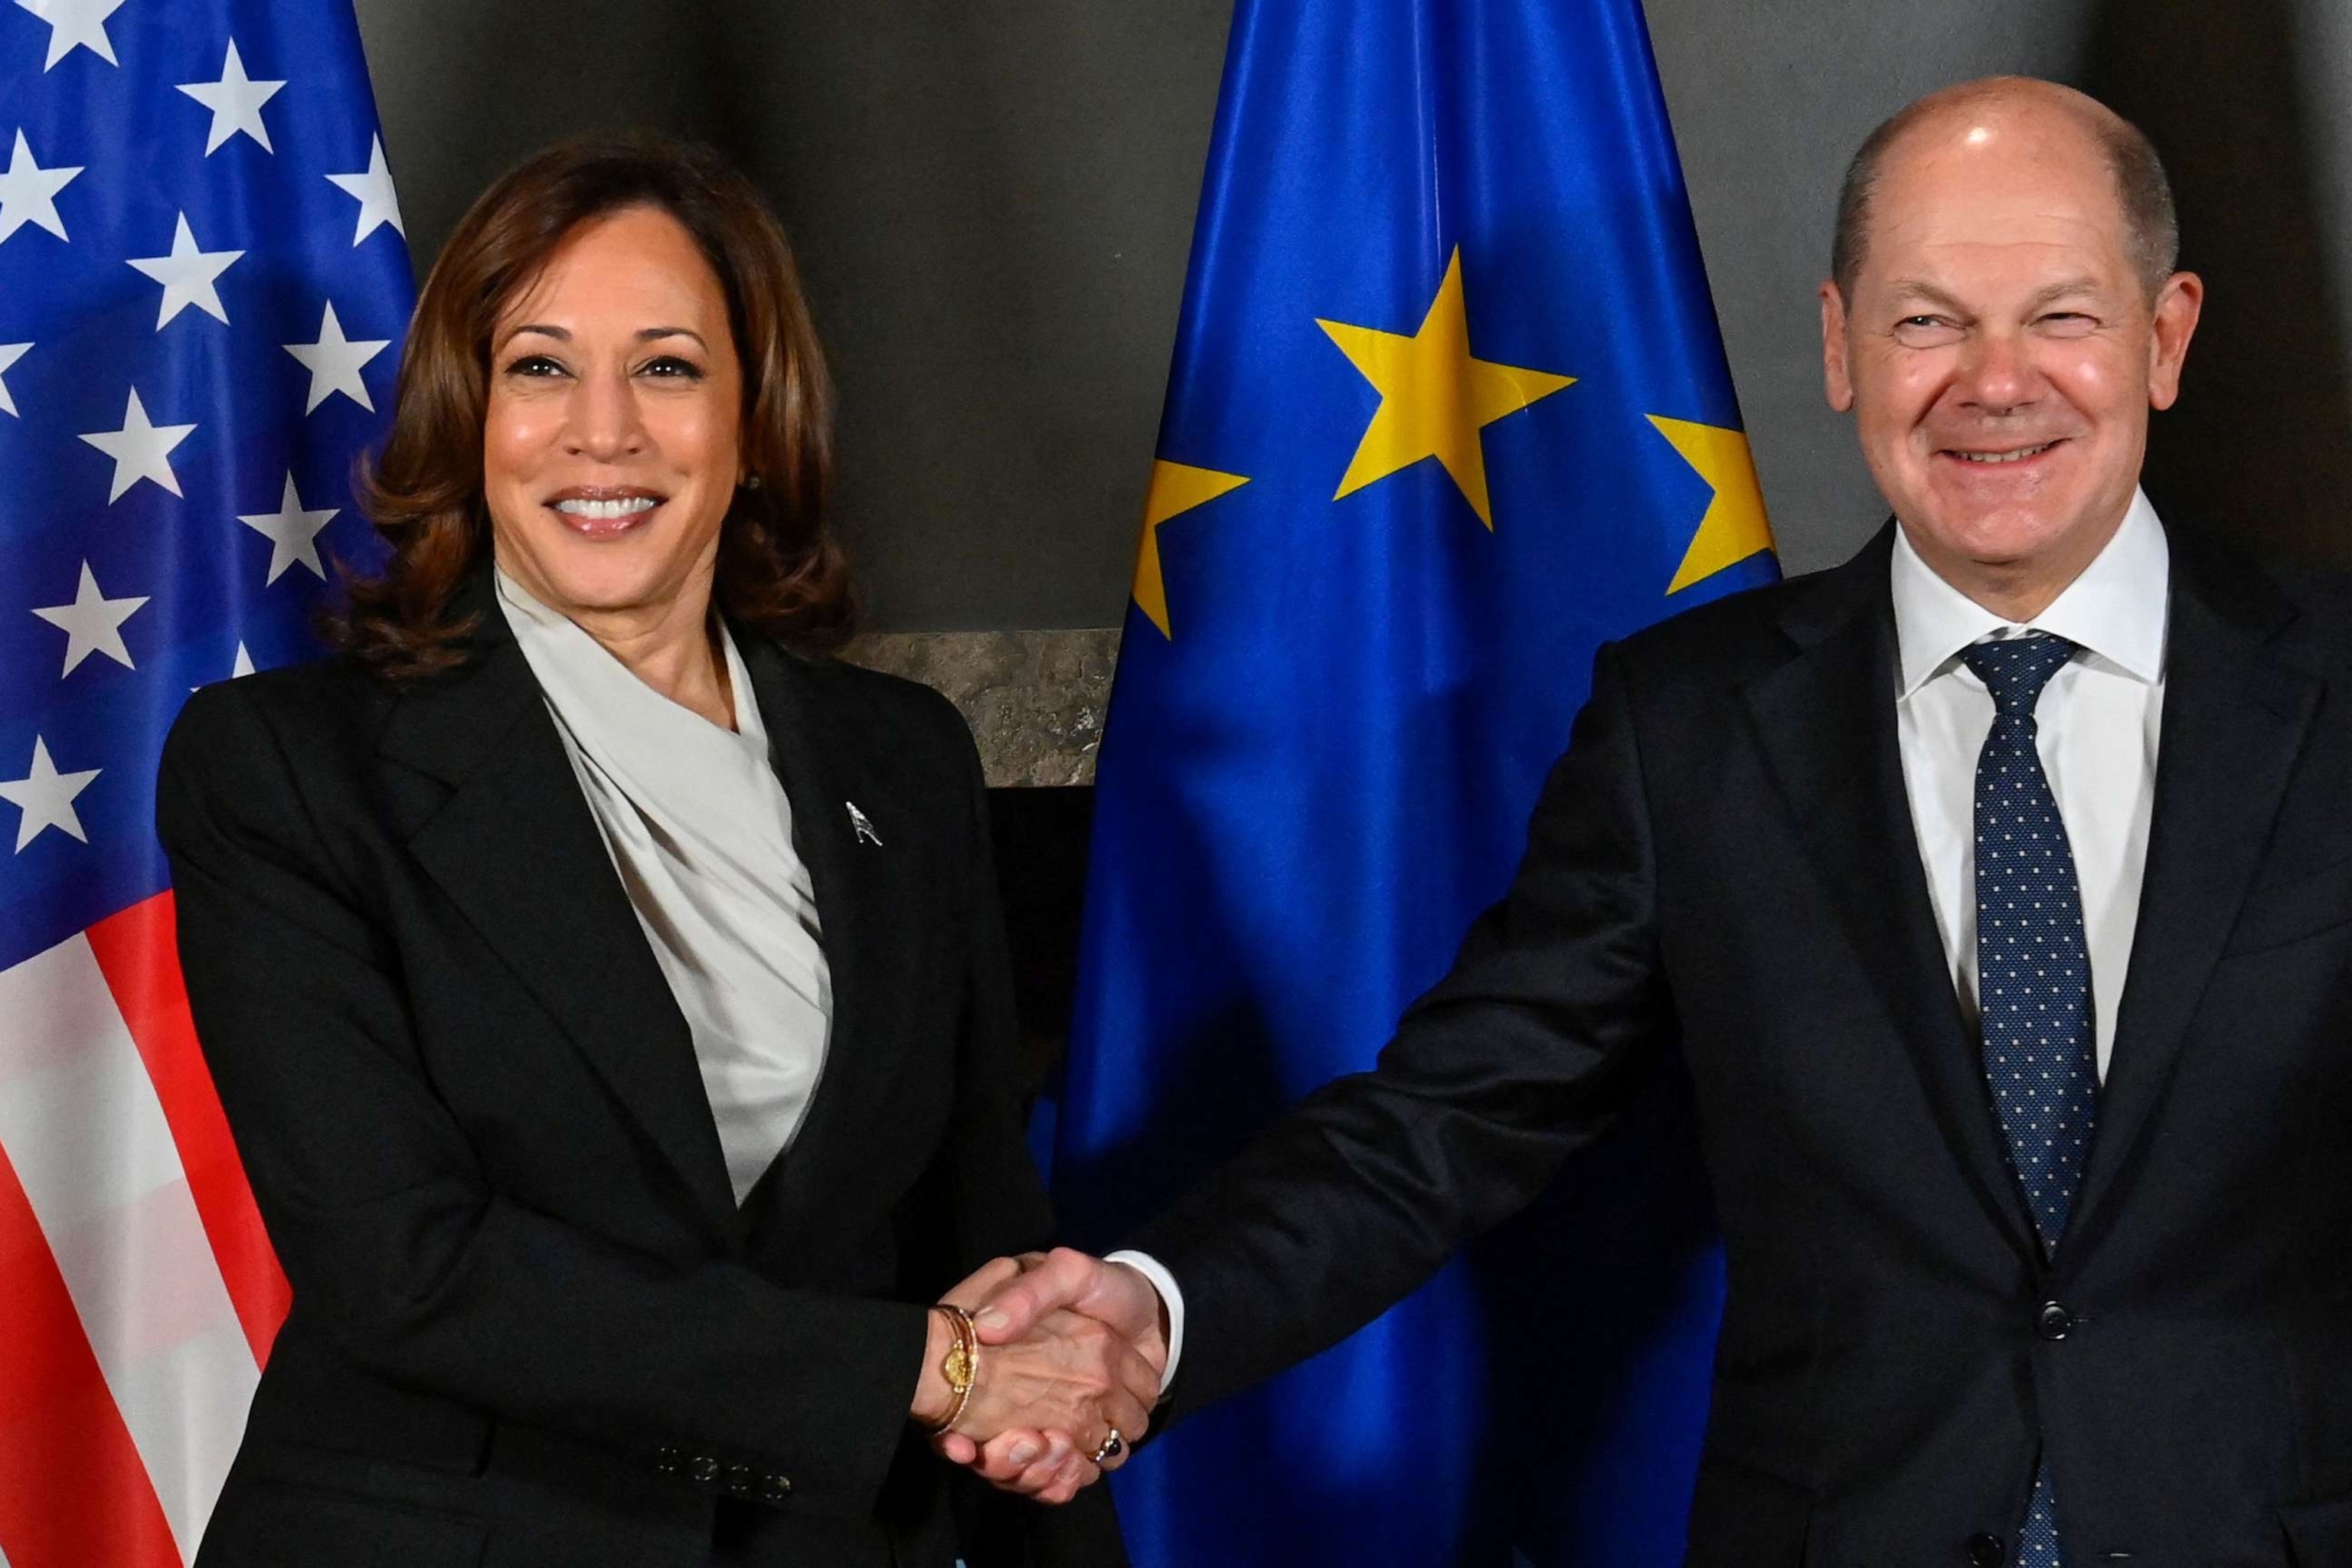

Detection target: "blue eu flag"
[1054, 0, 1777, 1562]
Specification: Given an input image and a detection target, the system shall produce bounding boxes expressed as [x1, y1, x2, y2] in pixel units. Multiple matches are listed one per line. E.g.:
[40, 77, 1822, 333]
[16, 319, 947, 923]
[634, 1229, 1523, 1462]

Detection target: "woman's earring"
[740, 474, 763, 491]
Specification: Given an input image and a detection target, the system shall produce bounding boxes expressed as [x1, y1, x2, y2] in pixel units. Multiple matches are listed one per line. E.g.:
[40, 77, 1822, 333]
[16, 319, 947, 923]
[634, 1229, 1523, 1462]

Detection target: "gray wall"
[356, 0, 2352, 626]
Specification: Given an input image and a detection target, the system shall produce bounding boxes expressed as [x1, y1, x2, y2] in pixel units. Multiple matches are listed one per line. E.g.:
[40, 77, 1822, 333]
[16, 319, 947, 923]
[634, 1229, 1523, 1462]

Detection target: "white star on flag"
[325, 135, 404, 244]
[238, 472, 337, 583]
[0, 737, 101, 852]
[127, 213, 244, 328]
[0, 341, 27, 416]
[12, 0, 129, 70]
[0, 129, 81, 244]
[32, 561, 148, 675]
[79, 387, 196, 501]
[176, 39, 286, 154]
[192, 642, 256, 693]
[283, 301, 389, 412]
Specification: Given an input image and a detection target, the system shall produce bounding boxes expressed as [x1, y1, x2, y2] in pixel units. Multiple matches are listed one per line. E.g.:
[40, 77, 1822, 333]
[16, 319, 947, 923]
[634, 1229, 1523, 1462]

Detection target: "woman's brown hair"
[335, 136, 851, 678]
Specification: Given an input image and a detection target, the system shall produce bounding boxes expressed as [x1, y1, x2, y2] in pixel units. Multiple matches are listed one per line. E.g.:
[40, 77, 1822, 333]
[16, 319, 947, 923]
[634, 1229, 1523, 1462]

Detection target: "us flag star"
[0, 737, 100, 851]
[127, 212, 243, 328]
[13, 0, 129, 70]
[237, 472, 337, 583]
[283, 299, 388, 411]
[78, 387, 195, 500]
[0, 341, 28, 415]
[326, 133, 403, 243]
[176, 39, 284, 154]
[0, 129, 80, 243]
[32, 560, 147, 674]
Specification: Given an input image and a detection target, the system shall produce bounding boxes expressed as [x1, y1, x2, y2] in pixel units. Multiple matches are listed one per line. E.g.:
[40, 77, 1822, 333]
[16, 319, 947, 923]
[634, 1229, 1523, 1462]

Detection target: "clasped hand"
[916, 1250, 1168, 1503]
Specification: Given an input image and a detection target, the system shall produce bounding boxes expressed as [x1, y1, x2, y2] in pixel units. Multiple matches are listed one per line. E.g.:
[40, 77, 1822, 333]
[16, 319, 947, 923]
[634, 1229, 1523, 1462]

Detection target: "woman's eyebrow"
[495, 324, 709, 350]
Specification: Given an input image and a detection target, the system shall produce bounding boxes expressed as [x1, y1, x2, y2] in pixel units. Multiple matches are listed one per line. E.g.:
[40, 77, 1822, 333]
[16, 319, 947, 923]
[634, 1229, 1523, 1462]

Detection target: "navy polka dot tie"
[1963, 632, 2096, 1568]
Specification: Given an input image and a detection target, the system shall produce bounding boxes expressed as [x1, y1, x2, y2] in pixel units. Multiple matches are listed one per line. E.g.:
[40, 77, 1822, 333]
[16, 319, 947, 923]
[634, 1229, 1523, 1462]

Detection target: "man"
[969, 77, 2352, 1563]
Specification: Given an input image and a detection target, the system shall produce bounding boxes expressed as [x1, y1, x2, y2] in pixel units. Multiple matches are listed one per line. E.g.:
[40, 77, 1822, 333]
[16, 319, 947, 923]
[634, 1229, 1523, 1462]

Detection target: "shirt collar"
[1890, 487, 2170, 697]
[492, 565, 767, 758]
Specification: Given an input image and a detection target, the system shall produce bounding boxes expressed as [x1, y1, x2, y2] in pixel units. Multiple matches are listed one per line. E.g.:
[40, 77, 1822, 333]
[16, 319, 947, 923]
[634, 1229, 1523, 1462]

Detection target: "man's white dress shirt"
[1893, 488, 2168, 1082]
[498, 570, 835, 1206]
[1127, 489, 2173, 1392]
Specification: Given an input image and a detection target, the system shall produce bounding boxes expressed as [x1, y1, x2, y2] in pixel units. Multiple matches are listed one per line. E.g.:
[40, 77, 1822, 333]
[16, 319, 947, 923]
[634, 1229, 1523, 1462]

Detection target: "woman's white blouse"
[496, 570, 831, 1205]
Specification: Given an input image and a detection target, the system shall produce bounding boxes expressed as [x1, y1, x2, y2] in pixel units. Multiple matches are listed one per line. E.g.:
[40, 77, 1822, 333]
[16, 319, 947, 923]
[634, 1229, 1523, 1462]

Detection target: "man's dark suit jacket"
[156, 581, 1122, 1568]
[1129, 524, 2352, 1566]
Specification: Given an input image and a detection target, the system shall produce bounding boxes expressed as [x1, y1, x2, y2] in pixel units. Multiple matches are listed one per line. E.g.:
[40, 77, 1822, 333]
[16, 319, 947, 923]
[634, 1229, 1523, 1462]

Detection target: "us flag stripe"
[88, 892, 291, 1366]
[0, 936, 260, 1560]
[0, 1137, 181, 1568]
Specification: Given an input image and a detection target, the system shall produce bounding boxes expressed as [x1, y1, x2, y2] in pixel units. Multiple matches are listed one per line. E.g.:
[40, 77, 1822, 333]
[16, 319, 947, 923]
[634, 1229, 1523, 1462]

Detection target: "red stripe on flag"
[87, 892, 291, 1367]
[0, 1139, 185, 1568]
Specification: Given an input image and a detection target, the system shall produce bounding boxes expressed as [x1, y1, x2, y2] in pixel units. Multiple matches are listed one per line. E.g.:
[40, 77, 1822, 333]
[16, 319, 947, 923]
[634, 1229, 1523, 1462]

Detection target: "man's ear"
[1821, 280, 1856, 413]
[2147, 270, 2203, 412]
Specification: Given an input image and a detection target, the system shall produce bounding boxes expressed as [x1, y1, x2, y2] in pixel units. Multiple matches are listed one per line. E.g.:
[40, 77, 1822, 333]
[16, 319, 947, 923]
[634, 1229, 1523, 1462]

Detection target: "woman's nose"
[564, 365, 647, 461]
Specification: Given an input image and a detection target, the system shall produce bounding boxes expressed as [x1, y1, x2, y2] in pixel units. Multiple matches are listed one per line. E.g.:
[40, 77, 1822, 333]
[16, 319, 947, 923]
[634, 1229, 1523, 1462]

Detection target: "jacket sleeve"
[156, 681, 930, 1521]
[1124, 641, 1674, 1418]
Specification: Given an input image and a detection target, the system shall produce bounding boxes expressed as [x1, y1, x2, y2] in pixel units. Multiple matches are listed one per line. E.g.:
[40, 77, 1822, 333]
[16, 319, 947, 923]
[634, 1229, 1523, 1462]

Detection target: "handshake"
[907, 1249, 1169, 1504]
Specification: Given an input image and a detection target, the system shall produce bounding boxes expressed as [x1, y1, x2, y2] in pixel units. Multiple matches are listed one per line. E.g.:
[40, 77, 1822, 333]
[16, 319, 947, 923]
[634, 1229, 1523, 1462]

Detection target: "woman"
[158, 139, 1148, 1567]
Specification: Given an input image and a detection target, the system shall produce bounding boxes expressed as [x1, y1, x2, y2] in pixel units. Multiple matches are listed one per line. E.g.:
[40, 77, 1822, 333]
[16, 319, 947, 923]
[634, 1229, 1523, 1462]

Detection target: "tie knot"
[1961, 633, 2078, 714]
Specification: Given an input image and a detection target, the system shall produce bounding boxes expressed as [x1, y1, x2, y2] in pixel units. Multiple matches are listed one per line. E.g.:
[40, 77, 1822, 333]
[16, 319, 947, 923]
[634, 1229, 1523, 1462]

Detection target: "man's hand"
[920, 1252, 1168, 1503]
[935, 1249, 1171, 1501]
[975, 1248, 1169, 1367]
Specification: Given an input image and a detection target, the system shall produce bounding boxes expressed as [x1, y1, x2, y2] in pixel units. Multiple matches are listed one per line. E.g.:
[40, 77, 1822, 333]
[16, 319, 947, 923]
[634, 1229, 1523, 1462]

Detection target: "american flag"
[0, 2, 410, 1560]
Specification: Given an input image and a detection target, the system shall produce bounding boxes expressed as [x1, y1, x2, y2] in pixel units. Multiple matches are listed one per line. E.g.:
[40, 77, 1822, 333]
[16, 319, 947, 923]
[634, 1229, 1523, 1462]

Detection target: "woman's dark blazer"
[156, 577, 1125, 1568]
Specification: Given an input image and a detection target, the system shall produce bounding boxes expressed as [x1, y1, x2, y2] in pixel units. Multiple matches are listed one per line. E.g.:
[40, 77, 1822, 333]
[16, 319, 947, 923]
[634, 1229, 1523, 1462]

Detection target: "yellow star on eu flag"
[1318, 247, 1576, 529]
[1648, 415, 1777, 593]
[1133, 458, 1250, 639]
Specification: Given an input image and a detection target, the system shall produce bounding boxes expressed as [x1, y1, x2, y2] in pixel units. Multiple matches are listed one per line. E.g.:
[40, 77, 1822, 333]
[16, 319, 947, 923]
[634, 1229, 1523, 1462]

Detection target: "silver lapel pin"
[845, 801, 883, 846]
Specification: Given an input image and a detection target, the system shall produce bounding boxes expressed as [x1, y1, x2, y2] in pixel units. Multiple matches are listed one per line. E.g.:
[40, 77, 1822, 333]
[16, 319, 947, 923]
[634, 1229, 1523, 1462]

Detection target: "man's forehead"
[1880, 93, 2119, 198]
[1864, 125, 2131, 270]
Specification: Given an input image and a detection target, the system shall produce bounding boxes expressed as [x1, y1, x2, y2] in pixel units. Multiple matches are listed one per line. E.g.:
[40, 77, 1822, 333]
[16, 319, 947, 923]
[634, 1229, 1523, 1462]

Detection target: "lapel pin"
[846, 801, 883, 846]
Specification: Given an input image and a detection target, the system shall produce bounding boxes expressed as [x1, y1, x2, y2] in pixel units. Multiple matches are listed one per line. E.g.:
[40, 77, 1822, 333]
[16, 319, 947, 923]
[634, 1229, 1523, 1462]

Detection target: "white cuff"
[1102, 1250, 1185, 1395]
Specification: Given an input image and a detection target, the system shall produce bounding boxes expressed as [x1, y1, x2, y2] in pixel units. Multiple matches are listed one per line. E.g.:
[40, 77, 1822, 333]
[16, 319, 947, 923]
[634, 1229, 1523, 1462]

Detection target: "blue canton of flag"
[0, 3, 409, 1562]
[1054, 0, 1776, 1563]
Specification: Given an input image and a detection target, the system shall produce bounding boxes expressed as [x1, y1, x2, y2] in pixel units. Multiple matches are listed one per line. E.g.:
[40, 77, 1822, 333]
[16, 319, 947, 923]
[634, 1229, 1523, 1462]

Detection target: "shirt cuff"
[1102, 1250, 1185, 1395]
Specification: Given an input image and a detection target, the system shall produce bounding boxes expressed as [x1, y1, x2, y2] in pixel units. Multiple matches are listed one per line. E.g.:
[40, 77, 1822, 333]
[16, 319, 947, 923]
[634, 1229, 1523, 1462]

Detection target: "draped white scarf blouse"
[496, 568, 832, 1204]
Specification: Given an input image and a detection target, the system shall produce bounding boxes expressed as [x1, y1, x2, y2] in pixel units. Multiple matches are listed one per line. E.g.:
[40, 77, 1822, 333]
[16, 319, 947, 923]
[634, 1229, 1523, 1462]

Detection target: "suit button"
[653, 1446, 681, 1475]
[2035, 1301, 2075, 1341]
[1966, 1532, 2007, 1566]
[690, 1455, 720, 1484]
[726, 1463, 754, 1496]
[760, 1472, 793, 1504]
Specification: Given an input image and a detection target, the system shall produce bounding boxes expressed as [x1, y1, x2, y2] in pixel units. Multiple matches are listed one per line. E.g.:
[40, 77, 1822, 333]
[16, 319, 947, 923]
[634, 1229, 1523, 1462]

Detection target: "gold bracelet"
[926, 1304, 980, 1435]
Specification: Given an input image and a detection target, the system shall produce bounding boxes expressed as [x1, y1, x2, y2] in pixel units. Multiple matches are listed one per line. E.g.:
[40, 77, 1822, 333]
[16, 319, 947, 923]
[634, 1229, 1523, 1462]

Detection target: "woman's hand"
[910, 1256, 1025, 1429]
[920, 1254, 1161, 1502]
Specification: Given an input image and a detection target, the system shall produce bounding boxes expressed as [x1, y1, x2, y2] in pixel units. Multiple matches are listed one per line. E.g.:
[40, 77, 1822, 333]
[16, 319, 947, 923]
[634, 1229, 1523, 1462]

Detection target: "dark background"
[354, 0, 2352, 633]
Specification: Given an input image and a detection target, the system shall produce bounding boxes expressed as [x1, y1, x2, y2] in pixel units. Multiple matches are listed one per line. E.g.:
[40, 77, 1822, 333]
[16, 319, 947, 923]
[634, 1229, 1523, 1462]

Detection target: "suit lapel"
[2067, 544, 2318, 1243]
[378, 596, 739, 1232]
[1743, 528, 2039, 1259]
[732, 635, 901, 1226]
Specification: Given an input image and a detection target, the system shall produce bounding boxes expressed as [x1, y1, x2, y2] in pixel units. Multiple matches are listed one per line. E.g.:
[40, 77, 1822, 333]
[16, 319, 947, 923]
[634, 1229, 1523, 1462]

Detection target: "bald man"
[971, 79, 2352, 1566]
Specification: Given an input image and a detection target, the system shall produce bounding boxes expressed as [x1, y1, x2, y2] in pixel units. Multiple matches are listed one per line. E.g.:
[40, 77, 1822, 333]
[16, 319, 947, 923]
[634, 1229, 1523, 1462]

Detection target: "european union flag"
[1054, 0, 1776, 1562]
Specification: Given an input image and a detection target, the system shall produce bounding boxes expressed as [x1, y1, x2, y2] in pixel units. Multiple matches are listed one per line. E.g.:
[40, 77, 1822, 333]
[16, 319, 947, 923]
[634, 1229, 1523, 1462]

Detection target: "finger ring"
[1089, 1428, 1125, 1465]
